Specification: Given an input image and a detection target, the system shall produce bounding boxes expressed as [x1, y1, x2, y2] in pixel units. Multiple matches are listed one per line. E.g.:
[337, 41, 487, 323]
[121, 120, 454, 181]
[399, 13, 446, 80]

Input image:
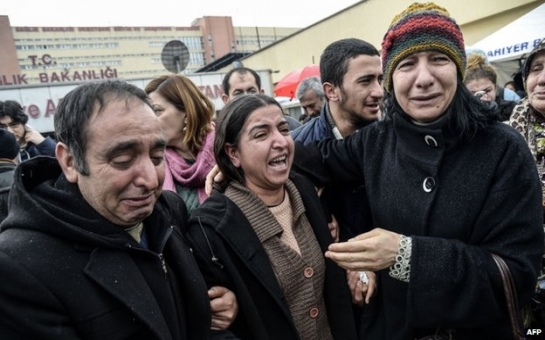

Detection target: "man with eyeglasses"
[0, 100, 55, 162]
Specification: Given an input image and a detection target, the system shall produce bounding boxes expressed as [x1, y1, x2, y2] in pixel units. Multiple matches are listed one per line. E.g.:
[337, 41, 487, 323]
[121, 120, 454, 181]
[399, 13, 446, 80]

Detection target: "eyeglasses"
[0, 122, 21, 129]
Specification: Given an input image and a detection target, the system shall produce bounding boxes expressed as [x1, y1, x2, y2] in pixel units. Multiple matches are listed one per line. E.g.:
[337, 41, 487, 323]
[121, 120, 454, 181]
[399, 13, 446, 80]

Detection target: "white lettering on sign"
[486, 38, 544, 58]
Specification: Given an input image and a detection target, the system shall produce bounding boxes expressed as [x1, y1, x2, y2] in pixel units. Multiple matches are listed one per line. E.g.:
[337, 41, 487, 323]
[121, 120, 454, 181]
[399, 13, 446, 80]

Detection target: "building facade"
[0, 16, 299, 86]
[2, 0, 542, 128]
[226, 0, 545, 84]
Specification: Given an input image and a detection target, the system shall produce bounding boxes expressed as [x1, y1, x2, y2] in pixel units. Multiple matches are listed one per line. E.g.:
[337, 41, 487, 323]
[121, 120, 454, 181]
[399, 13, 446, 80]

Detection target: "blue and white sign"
[470, 4, 545, 62]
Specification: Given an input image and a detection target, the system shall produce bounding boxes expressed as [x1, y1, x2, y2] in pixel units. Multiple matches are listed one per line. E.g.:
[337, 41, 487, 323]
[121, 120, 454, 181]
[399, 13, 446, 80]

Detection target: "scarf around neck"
[163, 127, 215, 204]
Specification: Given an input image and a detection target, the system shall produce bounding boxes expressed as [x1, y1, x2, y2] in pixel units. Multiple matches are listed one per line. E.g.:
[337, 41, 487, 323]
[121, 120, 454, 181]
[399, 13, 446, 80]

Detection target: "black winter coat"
[185, 172, 358, 340]
[0, 157, 212, 340]
[295, 113, 544, 339]
[291, 104, 374, 242]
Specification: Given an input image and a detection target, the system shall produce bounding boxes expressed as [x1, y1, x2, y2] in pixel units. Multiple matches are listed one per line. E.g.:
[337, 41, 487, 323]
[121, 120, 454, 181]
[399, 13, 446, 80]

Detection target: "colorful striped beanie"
[381, 2, 466, 92]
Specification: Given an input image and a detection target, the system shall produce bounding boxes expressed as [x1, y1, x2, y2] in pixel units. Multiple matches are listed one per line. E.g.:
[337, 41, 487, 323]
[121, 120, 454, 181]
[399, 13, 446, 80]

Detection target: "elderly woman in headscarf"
[293, 3, 543, 339]
[509, 39, 545, 213]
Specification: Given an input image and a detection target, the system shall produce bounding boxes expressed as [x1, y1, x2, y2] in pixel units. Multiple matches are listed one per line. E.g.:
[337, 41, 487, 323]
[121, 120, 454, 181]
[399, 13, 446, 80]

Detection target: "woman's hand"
[209, 286, 238, 330]
[205, 164, 223, 196]
[346, 270, 377, 306]
[325, 228, 401, 272]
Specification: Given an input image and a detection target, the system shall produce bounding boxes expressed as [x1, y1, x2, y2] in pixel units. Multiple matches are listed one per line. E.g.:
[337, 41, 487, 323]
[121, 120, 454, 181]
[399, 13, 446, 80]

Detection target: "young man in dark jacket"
[0, 81, 237, 340]
[290, 38, 384, 336]
[0, 100, 56, 162]
[291, 38, 383, 243]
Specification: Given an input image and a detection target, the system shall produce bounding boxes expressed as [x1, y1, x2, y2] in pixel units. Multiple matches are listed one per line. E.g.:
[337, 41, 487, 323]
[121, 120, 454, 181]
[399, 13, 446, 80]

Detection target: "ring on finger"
[358, 271, 369, 285]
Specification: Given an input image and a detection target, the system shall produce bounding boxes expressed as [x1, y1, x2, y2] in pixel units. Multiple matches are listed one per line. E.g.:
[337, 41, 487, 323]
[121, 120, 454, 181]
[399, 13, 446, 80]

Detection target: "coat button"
[309, 307, 319, 318]
[423, 177, 435, 193]
[303, 267, 314, 278]
[424, 135, 438, 147]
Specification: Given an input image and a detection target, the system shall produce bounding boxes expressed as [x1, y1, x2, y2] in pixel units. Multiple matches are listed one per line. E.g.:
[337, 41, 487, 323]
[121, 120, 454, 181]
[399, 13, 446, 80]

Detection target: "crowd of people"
[0, 2, 544, 339]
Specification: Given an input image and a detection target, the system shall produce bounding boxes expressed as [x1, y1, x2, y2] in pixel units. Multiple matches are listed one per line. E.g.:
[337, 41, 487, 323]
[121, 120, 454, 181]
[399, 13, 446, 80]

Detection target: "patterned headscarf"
[522, 38, 545, 91]
[381, 2, 466, 92]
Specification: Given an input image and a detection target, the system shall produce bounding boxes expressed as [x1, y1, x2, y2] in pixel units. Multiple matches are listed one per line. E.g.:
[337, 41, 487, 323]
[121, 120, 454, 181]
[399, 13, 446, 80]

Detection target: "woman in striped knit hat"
[293, 2, 543, 339]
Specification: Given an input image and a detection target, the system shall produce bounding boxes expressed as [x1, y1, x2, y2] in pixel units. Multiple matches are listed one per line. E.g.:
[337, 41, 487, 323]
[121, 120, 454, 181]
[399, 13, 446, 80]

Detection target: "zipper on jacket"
[125, 244, 169, 276]
[124, 225, 173, 276]
[157, 226, 174, 275]
[198, 216, 223, 269]
[158, 253, 167, 275]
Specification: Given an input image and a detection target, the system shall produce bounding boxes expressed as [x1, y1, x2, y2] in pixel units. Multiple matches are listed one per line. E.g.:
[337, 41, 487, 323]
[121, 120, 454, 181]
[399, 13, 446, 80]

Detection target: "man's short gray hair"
[296, 76, 324, 101]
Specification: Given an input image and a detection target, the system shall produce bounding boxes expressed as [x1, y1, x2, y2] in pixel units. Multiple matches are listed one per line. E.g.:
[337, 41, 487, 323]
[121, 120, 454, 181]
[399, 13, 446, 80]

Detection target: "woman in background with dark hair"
[186, 94, 358, 340]
[0, 100, 55, 162]
[145, 74, 216, 213]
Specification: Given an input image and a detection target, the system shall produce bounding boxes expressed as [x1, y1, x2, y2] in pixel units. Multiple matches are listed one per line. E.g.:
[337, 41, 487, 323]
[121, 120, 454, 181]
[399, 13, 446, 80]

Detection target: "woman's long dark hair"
[383, 79, 498, 143]
[214, 94, 283, 187]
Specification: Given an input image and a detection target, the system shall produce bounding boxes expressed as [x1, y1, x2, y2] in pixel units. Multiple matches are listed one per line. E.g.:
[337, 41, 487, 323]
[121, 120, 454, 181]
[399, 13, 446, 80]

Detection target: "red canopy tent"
[274, 64, 320, 99]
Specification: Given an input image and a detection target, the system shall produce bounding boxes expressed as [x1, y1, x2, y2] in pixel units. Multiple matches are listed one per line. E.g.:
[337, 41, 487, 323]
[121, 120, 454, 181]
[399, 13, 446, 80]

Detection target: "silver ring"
[358, 271, 368, 284]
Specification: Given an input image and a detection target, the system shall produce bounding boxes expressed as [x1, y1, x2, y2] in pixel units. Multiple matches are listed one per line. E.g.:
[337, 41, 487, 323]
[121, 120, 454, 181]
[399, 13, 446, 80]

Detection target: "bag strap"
[491, 253, 524, 340]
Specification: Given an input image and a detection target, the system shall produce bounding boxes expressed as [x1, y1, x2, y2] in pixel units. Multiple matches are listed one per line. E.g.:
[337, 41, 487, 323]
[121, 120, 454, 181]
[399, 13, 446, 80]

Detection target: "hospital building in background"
[0, 15, 299, 85]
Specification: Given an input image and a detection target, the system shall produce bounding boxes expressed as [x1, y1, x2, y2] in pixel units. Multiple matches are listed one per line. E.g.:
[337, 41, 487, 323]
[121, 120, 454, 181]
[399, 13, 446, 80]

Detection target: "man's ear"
[224, 143, 240, 167]
[221, 93, 229, 104]
[56, 142, 79, 183]
[323, 82, 339, 102]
